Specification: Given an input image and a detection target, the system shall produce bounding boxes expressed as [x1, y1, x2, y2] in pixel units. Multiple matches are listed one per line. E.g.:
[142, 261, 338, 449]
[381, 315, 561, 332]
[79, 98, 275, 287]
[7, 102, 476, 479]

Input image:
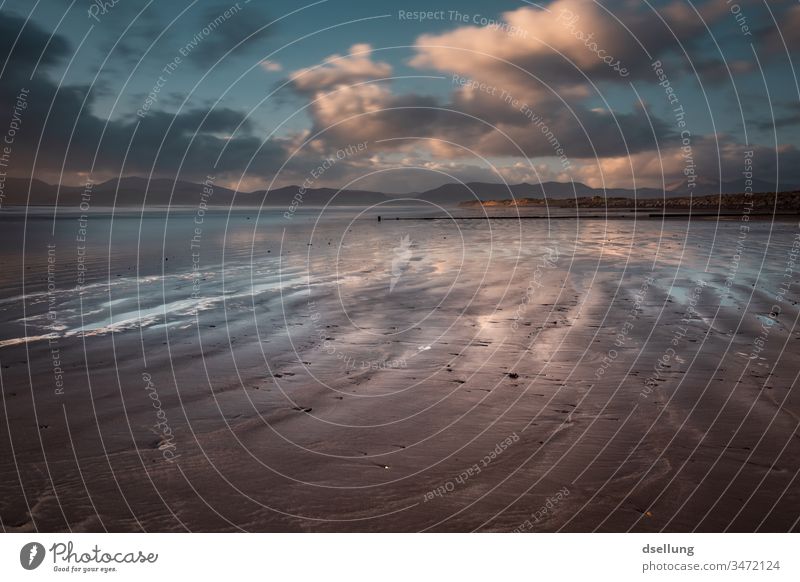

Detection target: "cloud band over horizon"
[1, 0, 799, 196]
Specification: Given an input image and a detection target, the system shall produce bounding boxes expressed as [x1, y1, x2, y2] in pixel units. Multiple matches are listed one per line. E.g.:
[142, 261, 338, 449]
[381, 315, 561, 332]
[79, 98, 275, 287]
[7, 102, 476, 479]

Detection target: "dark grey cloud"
[0, 11, 287, 184]
[753, 103, 800, 131]
[0, 11, 71, 74]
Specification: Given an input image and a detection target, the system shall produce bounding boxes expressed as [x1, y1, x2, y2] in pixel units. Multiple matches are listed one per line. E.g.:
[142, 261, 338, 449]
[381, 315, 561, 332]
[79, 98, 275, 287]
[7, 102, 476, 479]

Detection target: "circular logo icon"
[20, 542, 46, 570]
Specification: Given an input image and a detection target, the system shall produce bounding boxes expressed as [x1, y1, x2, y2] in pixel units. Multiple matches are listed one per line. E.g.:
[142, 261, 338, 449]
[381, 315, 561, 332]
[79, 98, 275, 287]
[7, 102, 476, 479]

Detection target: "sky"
[1, 0, 799, 194]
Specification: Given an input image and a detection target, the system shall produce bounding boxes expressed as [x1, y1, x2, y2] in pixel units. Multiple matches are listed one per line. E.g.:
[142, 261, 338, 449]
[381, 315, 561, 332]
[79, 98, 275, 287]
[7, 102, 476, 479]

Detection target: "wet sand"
[1, 208, 799, 532]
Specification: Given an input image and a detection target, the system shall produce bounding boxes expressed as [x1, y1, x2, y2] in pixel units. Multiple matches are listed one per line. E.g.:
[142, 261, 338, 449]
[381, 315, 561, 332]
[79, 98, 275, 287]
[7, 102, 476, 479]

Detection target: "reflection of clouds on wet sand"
[1, 209, 799, 532]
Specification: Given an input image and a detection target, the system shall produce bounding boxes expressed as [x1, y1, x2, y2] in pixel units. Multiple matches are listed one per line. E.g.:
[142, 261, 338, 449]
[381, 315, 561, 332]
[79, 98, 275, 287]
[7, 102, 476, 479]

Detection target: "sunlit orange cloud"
[409, 0, 644, 90]
[289, 44, 392, 93]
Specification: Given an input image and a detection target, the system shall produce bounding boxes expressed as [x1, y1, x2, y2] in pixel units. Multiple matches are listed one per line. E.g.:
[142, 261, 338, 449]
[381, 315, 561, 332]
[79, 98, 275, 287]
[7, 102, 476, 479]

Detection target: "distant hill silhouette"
[414, 181, 665, 203]
[3, 176, 798, 207]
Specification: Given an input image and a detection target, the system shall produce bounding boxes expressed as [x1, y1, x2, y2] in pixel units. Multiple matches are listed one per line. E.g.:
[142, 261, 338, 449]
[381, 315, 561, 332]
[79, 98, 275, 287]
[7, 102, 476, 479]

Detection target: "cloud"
[754, 103, 800, 131]
[0, 11, 290, 186]
[572, 134, 800, 190]
[759, 3, 800, 54]
[260, 59, 282, 72]
[283, 36, 674, 165]
[289, 44, 392, 93]
[409, 0, 734, 89]
[0, 11, 70, 74]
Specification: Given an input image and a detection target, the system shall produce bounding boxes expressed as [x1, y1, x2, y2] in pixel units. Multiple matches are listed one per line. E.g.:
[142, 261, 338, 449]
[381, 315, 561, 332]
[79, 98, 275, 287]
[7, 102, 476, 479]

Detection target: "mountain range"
[2, 176, 797, 207]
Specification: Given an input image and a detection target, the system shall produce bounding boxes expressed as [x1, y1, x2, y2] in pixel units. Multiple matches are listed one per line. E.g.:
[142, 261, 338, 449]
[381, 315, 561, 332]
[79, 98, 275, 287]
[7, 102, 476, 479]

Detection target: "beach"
[1, 207, 798, 532]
